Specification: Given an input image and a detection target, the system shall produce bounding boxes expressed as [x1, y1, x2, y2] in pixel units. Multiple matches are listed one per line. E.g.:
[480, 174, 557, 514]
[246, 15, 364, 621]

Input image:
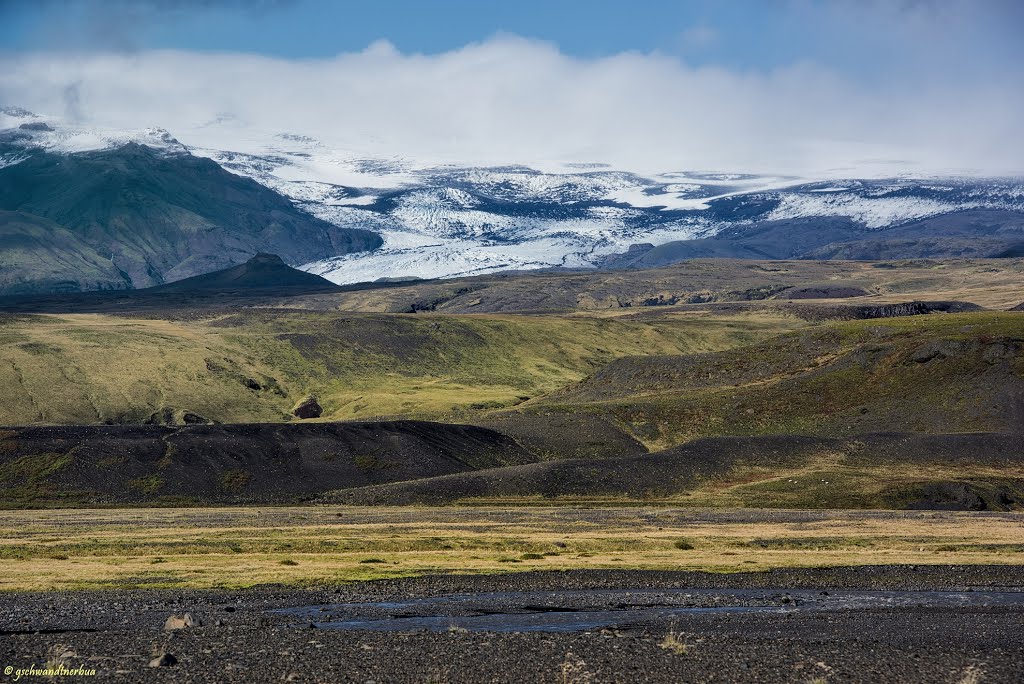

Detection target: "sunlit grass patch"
[0, 505, 1021, 591]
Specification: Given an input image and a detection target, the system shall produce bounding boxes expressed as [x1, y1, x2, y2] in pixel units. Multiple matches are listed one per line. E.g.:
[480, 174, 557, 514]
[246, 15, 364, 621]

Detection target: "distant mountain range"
[2, 106, 1023, 294]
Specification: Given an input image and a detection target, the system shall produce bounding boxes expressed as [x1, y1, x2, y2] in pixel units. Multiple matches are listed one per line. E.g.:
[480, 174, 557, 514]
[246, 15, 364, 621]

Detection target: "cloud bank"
[1, 33, 1021, 176]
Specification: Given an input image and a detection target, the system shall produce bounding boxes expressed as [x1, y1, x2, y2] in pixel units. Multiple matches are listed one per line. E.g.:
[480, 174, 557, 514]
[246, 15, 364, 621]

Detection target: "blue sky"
[3, 0, 1022, 78]
[6, 1, 788, 60]
[1, 1, 1022, 174]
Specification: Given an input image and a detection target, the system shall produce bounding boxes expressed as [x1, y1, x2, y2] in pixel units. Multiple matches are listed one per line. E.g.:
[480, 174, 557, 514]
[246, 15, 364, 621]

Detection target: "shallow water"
[273, 588, 1024, 633]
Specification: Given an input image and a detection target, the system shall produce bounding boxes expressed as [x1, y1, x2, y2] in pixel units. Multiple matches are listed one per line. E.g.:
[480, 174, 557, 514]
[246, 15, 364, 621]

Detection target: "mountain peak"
[0, 106, 35, 118]
[156, 252, 338, 294]
[247, 253, 286, 266]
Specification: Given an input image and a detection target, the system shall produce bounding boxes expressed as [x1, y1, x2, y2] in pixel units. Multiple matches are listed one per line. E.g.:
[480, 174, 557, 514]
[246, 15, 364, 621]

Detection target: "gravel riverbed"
[2, 566, 1023, 683]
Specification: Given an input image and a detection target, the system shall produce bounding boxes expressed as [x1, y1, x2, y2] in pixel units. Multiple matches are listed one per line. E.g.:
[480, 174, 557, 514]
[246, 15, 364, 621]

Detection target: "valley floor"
[1, 258, 1022, 681]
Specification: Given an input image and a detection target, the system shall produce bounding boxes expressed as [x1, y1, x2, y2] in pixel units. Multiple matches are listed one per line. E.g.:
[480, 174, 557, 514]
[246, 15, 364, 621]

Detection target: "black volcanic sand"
[3, 566, 1024, 683]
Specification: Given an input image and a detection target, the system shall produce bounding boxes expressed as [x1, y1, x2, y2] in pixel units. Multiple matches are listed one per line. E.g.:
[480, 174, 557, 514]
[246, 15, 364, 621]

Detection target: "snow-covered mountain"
[3, 107, 1024, 284]
[194, 149, 1024, 283]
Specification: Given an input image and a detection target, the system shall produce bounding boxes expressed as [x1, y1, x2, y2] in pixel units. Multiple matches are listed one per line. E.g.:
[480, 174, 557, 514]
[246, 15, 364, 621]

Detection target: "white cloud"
[0, 34, 1021, 176]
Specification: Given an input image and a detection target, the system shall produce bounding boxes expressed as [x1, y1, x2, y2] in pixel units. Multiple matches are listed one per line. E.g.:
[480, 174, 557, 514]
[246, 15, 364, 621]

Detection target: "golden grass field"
[0, 506, 1021, 591]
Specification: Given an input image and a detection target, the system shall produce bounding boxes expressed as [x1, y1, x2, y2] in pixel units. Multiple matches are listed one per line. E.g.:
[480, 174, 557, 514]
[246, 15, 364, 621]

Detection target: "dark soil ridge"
[0, 421, 535, 507]
[320, 432, 1024, 510]
[0, 253, 348, 314]
[778, 300, 983, 321]
[613, 299, 984, 323]
[293, 256, 1023, 315]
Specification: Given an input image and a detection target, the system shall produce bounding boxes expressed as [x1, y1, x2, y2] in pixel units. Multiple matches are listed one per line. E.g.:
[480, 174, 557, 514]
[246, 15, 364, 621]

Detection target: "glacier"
[3, 107, 1023, 284]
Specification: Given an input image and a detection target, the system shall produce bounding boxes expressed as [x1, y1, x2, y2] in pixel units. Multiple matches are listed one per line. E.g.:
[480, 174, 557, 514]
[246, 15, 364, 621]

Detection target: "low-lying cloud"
[0, 33, 1021, 176]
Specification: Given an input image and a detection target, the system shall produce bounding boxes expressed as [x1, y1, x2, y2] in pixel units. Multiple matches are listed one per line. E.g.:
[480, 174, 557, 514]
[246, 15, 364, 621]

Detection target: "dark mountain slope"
[600, 217, 866, 266]
[155, 252, 339, 293]
[805, 209, 1024, 260]
[0, 210, 129, 295]
[0, 144, 382, 293]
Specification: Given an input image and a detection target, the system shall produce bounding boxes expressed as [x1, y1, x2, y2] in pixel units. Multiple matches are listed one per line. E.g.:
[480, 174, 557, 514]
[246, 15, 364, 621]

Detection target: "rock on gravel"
[163, 613, 198, 631]
[148, 653, 177, 667]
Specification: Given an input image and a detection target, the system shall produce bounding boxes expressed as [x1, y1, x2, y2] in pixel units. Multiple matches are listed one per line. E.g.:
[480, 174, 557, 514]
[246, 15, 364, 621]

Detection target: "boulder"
[292, 396, 323, 419]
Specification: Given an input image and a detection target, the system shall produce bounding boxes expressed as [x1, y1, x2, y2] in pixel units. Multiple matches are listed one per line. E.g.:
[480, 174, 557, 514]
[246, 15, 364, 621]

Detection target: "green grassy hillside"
[511, 312, 1024, 450]
[0, 309, 797, 428]
[0, 210, 129, 294]
[1, 304, 1022, 509]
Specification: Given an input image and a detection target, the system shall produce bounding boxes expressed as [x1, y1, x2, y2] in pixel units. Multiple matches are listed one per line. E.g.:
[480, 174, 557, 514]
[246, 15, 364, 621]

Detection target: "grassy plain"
[0, 506, 1022, 591]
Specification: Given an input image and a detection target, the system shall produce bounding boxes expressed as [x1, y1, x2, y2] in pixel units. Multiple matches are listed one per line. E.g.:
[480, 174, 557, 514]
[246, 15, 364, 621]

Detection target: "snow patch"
[767, 193, 969, 229]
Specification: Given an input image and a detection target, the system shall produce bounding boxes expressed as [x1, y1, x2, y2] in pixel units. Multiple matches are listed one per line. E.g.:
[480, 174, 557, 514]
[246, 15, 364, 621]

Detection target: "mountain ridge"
[0, 139, 382, 294]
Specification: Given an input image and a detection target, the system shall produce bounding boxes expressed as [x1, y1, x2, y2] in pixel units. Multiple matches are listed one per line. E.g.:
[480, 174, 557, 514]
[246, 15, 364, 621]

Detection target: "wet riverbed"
[273, 587, 1024, 633]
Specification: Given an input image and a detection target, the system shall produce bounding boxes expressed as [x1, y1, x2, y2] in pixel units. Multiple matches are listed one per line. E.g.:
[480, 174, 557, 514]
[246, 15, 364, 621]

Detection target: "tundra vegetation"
[0, 257, 1021, 587]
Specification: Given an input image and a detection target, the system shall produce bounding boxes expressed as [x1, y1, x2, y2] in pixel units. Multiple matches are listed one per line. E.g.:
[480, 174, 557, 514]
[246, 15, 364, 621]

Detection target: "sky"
[0, 0, 1022, 176]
